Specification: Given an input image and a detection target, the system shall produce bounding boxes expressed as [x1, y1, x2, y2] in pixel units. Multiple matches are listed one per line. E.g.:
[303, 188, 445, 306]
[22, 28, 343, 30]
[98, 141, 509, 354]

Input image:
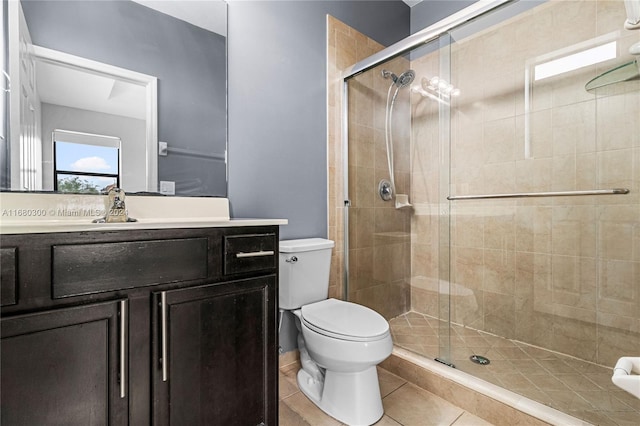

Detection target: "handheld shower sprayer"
[379, 69, 415, 209]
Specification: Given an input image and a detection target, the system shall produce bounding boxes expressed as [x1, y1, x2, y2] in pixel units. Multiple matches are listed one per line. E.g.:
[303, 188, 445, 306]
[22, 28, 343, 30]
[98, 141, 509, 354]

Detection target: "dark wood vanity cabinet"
[0, 226, 279, 426]
[1, 299, 128, 426]
[152, 276, 275, 426]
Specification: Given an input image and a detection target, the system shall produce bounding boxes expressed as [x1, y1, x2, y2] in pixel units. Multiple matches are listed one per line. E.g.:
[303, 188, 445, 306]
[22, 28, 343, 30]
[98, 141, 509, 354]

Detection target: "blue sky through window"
[55, 141, 120, 193]
[55, 141, 119, 173]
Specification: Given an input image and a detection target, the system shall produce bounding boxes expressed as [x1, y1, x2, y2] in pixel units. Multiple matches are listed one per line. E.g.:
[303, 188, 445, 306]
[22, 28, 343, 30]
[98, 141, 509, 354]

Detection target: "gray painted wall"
[410, 0, 478, 34]
[226, 1, 410, 353]
[227, 0, 409, 241]
[412, 1, 544, 39]
[20, 0, 227, 196]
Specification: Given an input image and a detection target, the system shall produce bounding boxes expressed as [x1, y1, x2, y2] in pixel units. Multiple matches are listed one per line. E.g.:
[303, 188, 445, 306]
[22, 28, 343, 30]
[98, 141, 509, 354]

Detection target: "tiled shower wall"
[327, 16, 411, 319]
[410, 0, 640, 367]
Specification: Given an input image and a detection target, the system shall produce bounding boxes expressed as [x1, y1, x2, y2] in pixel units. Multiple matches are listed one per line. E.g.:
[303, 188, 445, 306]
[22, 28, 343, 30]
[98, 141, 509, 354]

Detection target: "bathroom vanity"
[0, 219, 283, 425]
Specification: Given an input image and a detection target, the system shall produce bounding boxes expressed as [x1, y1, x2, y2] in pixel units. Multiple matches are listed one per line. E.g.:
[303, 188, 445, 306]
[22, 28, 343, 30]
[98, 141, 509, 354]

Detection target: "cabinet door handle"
[235, 250, 274, 258]
[119, 300, 127, 399]
[160, 291, 168, 382]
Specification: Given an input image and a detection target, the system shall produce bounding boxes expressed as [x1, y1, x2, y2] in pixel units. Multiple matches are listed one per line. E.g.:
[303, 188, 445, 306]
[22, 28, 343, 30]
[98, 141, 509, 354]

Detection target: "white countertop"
[0, 193, 287, 234]
[0, 218, 288, 235]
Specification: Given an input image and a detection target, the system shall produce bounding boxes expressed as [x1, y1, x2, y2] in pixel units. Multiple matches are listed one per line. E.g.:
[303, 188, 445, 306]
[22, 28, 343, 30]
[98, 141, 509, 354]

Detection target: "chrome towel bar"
[447, 188, 630, 201]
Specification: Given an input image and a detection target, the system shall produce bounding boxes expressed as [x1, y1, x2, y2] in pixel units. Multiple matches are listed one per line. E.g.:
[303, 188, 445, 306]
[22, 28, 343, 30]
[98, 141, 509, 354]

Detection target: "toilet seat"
[300, 298, 389, 342]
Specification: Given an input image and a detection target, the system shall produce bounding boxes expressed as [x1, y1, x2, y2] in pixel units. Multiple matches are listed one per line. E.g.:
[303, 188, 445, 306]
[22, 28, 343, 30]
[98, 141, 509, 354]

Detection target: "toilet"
[279, 238, 393, 426]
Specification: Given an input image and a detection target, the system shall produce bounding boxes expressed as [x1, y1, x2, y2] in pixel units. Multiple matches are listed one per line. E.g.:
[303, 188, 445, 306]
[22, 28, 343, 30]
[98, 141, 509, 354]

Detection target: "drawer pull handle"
[235, 250, 274, 258]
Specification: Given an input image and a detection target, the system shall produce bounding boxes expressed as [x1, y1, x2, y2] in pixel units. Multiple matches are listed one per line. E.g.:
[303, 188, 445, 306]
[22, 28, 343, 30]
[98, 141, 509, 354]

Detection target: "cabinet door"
[153, 276, 277, 426]
[1, 300, 128, 426]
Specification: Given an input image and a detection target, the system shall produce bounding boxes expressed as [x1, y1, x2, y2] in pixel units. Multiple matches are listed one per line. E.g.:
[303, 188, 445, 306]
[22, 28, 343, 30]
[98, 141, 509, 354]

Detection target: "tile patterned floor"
[279, 361, 493, 426]
[389, 312, 640, 426]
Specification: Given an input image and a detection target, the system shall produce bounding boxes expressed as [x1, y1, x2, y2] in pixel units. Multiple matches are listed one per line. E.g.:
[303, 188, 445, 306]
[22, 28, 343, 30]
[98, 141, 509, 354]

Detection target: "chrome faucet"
[93, 186, 137, 223]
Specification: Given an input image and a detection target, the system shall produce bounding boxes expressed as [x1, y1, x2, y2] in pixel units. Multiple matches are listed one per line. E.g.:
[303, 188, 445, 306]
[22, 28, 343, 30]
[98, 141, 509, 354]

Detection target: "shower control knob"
[286, 256, 298, 263]
[378, 179, 393, 201]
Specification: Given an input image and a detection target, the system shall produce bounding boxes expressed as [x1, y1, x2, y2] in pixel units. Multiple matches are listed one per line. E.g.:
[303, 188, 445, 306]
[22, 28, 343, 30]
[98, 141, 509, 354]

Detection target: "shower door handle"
[447, 188, 630, 200]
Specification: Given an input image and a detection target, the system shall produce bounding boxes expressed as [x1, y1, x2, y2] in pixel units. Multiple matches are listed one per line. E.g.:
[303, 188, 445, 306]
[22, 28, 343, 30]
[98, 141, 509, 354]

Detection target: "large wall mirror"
[2, 0, 227, 197]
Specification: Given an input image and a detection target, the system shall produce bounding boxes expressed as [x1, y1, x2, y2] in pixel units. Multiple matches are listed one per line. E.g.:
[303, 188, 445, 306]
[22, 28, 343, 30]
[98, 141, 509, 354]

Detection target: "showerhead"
[381, 69, 415, 88]
[395, 70, 415, 87]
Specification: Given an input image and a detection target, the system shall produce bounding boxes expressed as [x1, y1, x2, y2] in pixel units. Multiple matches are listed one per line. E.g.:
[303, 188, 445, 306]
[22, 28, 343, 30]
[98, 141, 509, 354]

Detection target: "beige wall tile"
[483, 249, 516, 295]
[596, 315, 640, 366]
[596, 91, 640, 151]
[550, 317, 598, 363]
[483, 162, 517, 194]
[551, 205, 596, 257]
[483, 118, 517, 164]
[596, 0, 633, 35]
[452, 247, 484, 291]
[598, 148, 634, 189]
[484, 210, 516, 251]
[483, 73, 518, 122]
[411, 287, 439, 317]
[551, 154, 577, 191]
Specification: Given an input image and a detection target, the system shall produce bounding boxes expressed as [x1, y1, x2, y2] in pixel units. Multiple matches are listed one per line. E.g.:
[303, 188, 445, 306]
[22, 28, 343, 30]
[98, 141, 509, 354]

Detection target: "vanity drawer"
[52, 238, 208, 298]
[224, 233, 277, 275]
[1, 248, 18, 306]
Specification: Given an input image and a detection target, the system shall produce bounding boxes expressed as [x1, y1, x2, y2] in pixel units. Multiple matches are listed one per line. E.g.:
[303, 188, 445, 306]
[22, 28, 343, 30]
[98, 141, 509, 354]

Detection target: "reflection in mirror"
[3, 0, 227, 197]
[20, 45, 157, 193]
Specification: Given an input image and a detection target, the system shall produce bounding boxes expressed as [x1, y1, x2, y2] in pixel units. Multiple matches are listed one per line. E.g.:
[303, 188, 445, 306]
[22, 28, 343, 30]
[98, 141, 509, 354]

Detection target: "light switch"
[160, 180, 175, 195]
[159, 141, 168, 156]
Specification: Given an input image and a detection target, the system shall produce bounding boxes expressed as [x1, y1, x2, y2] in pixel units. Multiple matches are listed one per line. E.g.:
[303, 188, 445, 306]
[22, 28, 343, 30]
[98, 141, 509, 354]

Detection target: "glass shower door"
[442, 0, 640, 421]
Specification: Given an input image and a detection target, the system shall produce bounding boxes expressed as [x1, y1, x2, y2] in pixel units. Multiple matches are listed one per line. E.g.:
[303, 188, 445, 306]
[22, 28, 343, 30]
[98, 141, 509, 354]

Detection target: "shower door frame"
[340, 0, 512, 353]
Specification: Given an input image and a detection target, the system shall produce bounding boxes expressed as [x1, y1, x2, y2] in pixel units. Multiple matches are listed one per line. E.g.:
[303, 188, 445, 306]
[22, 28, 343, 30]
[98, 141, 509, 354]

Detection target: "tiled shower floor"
[389, 312, 640, 426]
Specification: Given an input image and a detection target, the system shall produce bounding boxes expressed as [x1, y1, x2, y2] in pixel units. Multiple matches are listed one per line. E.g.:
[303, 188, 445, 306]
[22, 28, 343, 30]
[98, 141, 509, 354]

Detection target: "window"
[53, 130, 120, 194]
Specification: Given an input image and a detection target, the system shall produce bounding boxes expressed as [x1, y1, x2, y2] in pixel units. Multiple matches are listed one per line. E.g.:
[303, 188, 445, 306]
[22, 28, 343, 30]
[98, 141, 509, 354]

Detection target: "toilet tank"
[279, 238, 335, 310]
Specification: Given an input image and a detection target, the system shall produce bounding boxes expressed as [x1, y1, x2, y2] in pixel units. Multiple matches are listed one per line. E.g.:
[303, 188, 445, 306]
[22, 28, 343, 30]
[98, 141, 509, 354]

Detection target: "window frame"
[52, 129, 121, 193]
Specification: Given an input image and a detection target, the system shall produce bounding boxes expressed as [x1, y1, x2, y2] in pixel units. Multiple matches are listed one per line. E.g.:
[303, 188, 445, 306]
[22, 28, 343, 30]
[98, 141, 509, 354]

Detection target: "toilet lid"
[300, 298, 389, 342]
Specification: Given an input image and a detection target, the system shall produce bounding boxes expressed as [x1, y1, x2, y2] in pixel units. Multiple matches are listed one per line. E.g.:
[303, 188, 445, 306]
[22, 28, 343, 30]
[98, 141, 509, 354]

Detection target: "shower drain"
[470, 355, 490, 365]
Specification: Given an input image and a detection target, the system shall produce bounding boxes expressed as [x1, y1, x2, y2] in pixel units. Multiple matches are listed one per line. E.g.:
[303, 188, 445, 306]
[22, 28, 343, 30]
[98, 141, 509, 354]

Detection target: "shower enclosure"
[336, 0, 640, 424]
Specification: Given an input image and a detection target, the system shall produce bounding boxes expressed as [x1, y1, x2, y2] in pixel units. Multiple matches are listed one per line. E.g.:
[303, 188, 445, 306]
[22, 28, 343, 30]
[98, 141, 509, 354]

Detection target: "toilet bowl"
[279, 239, 393, 425]
[294, 299, 393, 426]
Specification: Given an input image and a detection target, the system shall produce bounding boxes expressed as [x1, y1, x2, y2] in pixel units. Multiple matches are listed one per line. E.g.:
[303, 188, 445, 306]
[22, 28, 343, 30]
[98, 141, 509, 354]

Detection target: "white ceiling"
[403, 0, 424, 7]
[131, 0, 227, 36]
[36, 61, 147, 120]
